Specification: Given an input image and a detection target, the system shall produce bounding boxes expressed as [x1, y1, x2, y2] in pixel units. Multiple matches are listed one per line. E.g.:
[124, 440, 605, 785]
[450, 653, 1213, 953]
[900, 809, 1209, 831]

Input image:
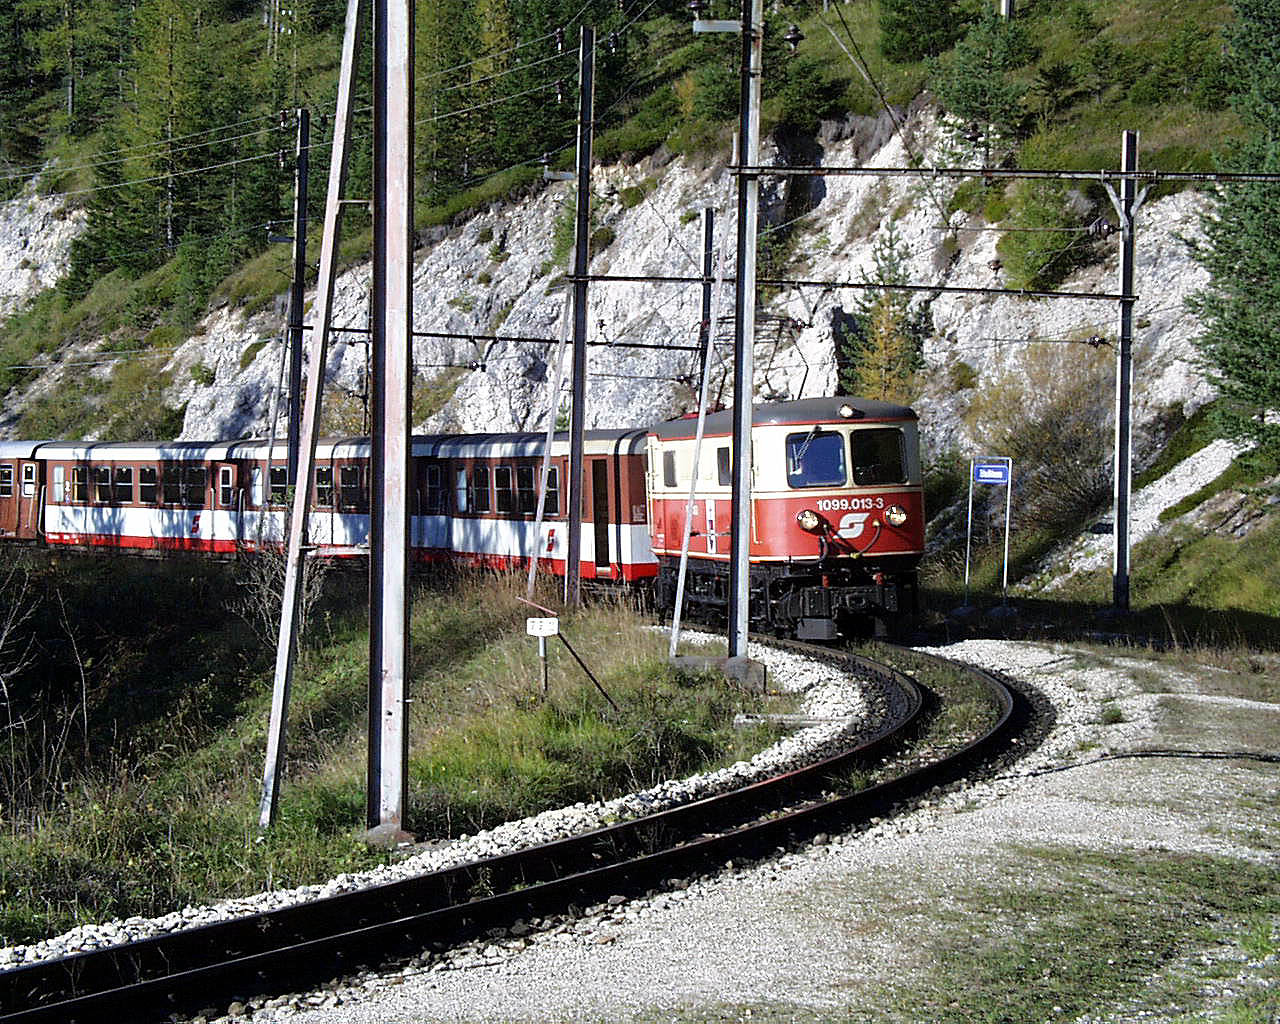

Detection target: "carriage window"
[0, 465, 12, 498]
[468, 466, 491, 514]
[717, 447, 731, 486]
[218, 466, 234, 507]
[516, 465, 537, 514]
[339, 465, 367, 511]
[162, 464, 182, 503]
[851, 429, 907, 486]
[139, 467, 158, 504]
[454, 467, 468, 513]
[423, 464, 446, 512]
[94, 466, 112, 503]
[315, 467, 333, 507]
[494, 466, 515, 513]
[114, 467, 134, 504]
[21, 464, 35, 497]
[544, 466, 560, 516]
[786, 430, 846, 488]
[269, 466, 289, 505]
[662, 450, 677, 488]
[183, 466, 207, 507]
[72, 466, 89, 503]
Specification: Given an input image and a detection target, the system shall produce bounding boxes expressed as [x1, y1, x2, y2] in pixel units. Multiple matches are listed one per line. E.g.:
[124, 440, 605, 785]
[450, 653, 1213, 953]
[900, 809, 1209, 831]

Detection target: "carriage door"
[19, 463, 38, 538]
[590, 459, 610, 572]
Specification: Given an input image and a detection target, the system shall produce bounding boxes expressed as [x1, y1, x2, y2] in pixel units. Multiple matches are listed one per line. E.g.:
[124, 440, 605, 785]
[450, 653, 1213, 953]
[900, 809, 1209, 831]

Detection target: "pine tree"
[931, 9, 1033, 161]
[1190, 0, 1280, 457]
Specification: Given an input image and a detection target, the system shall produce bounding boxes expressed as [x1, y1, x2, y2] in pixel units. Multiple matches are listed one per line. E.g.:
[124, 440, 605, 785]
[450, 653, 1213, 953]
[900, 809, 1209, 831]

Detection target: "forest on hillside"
[5, 0, 1278, 453]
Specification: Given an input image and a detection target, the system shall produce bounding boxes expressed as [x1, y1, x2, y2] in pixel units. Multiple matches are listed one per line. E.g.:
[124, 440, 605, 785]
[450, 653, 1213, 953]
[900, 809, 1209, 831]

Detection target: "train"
[0, 396, 924, 638]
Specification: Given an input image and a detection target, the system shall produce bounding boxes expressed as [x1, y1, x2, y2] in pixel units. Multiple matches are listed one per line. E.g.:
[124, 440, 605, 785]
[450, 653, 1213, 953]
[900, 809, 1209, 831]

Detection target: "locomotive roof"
[650, 396, 917, 440]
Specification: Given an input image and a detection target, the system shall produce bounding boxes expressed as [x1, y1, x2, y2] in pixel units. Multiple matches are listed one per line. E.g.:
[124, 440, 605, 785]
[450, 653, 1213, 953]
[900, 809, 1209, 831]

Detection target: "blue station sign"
[973, 461, 1011, 485]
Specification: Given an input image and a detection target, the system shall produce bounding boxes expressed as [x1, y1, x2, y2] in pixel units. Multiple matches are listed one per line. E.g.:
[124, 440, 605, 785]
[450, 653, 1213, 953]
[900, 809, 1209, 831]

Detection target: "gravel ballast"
[249, 639, 1278, 1024]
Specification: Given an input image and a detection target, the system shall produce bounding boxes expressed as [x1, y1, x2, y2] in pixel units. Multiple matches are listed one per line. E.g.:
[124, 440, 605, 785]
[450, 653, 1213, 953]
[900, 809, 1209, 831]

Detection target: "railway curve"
[0, 640, 1028, 1024]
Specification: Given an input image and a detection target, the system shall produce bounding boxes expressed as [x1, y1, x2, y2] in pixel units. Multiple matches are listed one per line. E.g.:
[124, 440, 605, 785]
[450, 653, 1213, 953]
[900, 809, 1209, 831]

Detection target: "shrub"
[964, 344, 1114, 534]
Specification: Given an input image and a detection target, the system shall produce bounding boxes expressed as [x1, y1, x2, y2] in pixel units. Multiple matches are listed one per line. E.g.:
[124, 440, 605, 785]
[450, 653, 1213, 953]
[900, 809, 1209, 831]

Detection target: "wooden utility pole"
[286, 108, 310, 487]
[259, 0, 363, 829]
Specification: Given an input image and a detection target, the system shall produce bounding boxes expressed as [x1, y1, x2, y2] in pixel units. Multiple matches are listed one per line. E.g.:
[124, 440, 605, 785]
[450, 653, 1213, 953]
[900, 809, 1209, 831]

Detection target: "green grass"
[0, 564, 778, 944]
[888, 847, 1280, 1024]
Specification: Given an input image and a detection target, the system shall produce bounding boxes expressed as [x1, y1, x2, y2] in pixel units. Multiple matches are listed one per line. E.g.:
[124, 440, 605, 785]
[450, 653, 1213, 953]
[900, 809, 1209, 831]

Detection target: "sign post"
[964, 457, 1014, 606]
[527, 616, 560, 698]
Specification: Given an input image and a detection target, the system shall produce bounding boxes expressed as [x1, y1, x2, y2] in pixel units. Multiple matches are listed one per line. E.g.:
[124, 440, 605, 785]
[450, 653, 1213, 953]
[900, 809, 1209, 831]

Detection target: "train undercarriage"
[653, 555, 919, 641]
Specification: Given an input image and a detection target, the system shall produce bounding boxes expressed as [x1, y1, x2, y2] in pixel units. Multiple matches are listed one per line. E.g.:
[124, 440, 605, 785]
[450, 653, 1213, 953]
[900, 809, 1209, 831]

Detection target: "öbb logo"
[836, 512, 870, 539]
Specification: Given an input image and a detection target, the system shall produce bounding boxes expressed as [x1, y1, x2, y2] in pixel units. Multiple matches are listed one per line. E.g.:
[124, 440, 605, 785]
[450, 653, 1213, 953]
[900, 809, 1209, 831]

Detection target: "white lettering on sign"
[526, 617, 559, 637]
[816, 496, 885, 513]
[837, 512, 870, 539]
[973, 462, 1011, 484]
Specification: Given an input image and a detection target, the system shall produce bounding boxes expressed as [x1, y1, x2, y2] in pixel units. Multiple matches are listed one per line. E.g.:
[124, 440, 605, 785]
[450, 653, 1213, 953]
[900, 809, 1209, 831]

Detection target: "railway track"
[0, 641, 1029, 1024]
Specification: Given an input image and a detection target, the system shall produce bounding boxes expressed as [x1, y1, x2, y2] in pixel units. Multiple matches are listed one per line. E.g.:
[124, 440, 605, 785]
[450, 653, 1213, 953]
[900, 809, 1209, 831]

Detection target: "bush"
[964, 344, 1114, 534]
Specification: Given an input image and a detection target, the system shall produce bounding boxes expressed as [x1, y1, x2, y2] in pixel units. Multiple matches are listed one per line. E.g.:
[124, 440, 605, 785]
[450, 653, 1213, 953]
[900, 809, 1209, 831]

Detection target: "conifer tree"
[1190, 0, 1280, 457]
[932, 9, 1033, 161]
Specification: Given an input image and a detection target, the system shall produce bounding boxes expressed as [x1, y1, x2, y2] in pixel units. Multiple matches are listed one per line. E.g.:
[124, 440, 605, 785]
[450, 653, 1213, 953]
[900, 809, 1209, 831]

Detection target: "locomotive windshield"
[786, 430, 846, 487]
[851, 428, 907, 485]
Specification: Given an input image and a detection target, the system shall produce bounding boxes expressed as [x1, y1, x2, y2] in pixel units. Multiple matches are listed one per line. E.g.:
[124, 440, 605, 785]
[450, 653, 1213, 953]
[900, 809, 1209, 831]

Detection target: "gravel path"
[247, 639, 1278, 1024]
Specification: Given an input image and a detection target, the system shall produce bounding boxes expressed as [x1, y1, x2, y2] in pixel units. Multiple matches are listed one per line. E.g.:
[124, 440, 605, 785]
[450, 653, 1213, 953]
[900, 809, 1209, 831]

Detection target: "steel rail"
[0, 642, 1023, 1023]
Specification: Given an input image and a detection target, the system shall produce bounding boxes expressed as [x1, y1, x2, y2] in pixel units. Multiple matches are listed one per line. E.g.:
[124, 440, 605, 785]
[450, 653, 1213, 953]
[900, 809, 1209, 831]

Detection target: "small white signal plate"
[526, 617, 560, 637]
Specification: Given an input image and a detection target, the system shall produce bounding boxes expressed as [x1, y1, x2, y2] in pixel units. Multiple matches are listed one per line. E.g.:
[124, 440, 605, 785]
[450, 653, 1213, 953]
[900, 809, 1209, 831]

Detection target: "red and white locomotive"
[0, 397, 924, 637]
[647, 397, 923, 639]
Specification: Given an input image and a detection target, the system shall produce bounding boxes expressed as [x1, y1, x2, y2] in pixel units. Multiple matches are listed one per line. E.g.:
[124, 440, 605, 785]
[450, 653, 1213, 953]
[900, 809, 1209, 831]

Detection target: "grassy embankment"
[0, 559, 779, 945]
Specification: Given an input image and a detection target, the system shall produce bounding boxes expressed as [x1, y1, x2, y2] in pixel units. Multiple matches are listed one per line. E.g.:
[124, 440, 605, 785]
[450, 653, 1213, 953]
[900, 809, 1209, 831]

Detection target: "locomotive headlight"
[838, 403, 855, 418]
[796, 508, 822, 533]
[885, 504, 908, 527]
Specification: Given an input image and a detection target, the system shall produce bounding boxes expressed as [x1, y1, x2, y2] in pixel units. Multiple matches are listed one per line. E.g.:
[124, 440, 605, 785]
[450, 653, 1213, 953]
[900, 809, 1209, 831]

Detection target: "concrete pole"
[367, 0, 414, 832]
[727, 0, 763, 658]
[565, 26, 595, 608]
[1112, 130, 1137, 612]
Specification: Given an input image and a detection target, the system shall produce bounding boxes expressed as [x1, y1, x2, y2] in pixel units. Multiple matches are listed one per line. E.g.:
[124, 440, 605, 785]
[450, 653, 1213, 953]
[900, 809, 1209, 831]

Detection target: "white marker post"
[527, 616, 560, 698]
[964, 457, 1014, 606]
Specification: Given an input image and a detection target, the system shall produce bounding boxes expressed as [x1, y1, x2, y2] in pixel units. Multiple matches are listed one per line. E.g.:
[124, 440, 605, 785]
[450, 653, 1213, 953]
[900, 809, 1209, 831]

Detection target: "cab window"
[785, 430, 846, 487]
[851, 429, 907, 486]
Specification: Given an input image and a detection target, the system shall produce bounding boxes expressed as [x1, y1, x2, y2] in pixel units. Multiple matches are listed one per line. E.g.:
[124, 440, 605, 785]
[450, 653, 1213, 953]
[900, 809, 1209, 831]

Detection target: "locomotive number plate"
[815, 496, 885, 512]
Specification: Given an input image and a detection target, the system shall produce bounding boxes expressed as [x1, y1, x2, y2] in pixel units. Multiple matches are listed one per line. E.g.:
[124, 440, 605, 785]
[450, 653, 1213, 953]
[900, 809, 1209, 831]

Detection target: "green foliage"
[835, 222, 931, 401]
[996, 182, 1093, 291]
[878, 0, 964, 65]
[1190, 0, 1280, 459]
[931, 9, 1035, 156]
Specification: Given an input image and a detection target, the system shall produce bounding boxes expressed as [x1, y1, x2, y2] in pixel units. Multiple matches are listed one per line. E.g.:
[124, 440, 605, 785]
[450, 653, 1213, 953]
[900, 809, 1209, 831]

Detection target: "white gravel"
[0, 636, 885, 971]
[243, 639, 1277, 1024]
[1031, 437, 1249, 591]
